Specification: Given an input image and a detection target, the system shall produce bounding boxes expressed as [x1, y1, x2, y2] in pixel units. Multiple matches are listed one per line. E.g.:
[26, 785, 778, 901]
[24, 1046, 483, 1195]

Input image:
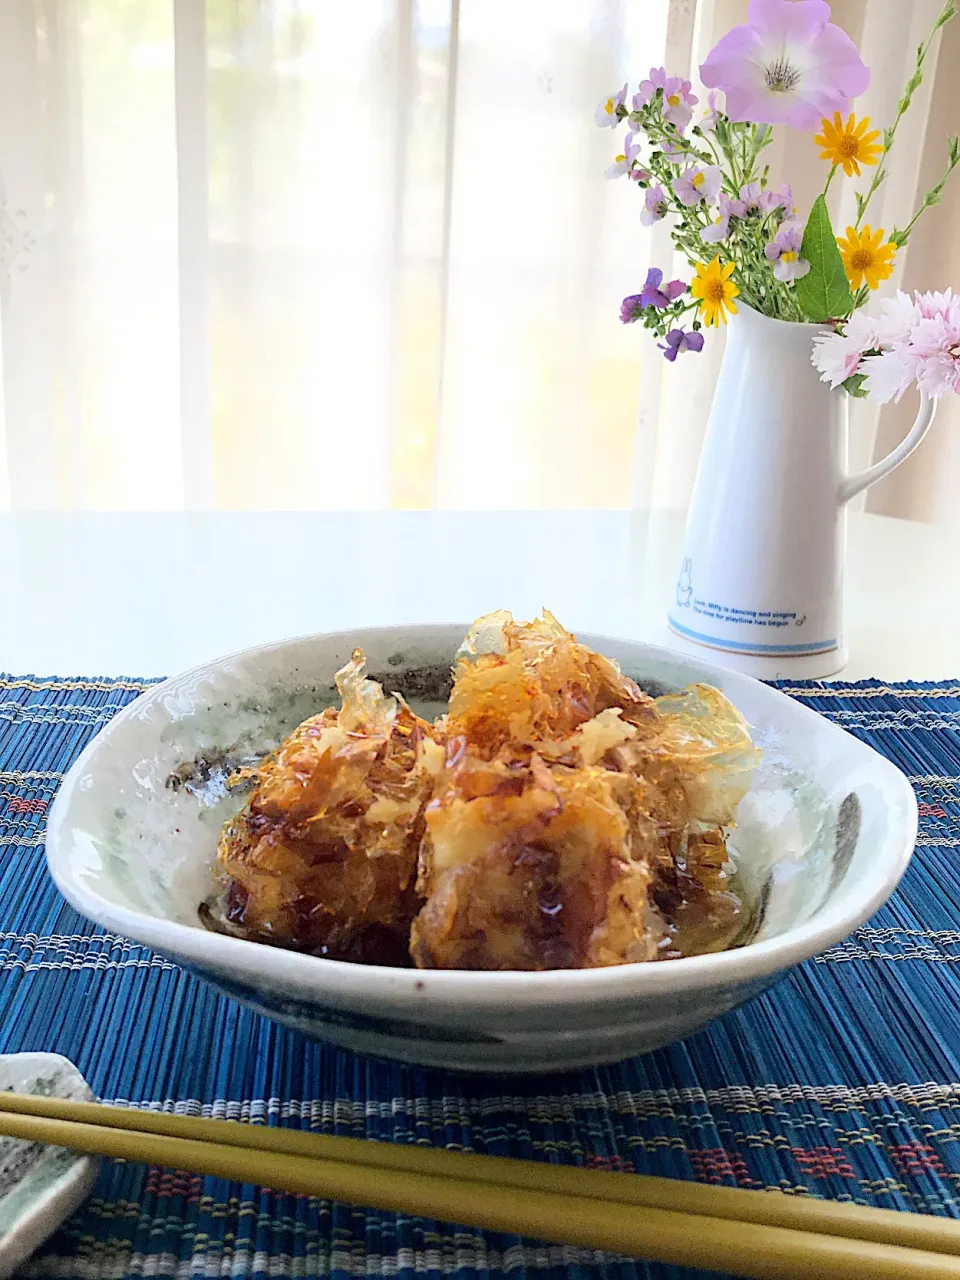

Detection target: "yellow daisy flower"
[814, 113, 882, 177]
[690, 256, 739, 327]
[836, 224, 897, 291]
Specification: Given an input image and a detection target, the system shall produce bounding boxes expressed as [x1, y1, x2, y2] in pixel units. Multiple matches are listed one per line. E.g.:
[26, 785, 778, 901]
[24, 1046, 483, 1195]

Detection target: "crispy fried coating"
[445, 609, 656, 755]
[410, 752, 661, 970]
[216, 650, 443, 964]
[411, 614, 758, 970]
[213, 611, 759, 970]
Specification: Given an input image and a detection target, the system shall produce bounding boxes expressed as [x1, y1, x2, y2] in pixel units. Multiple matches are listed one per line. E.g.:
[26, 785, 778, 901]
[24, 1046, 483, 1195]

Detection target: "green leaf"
[795, 194, 854, 321]
[840, 373, 869, 398]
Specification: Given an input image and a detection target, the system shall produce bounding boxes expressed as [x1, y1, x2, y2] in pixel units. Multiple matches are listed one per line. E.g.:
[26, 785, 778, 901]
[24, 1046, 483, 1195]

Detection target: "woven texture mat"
[1, 675, 959, 1279]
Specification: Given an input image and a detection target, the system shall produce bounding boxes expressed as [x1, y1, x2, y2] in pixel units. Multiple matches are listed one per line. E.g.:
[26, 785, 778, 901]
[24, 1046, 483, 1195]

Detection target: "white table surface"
[0, 509, 953, 681]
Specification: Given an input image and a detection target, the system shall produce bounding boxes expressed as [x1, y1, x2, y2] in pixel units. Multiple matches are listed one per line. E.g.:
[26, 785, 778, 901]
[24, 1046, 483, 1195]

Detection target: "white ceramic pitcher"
[668, 303, 935, 679]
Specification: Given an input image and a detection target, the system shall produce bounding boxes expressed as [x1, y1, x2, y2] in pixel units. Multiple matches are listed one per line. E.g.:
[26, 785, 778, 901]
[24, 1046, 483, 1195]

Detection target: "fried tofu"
[216, 650, 442, 964]
[410, 615, 758, 970]
[213, 612, 758, 970]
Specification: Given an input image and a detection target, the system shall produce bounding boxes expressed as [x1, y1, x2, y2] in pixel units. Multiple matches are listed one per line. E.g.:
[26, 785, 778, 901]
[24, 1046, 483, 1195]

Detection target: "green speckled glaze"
[0, 1054, 99, 1277]
[44, 625, 916, 1074]
[101, 653, 840, 943]
[101, 658, 453, 923]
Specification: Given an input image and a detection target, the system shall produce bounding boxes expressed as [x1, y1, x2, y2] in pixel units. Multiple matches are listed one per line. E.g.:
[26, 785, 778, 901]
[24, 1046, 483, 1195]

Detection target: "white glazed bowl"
[46, 627, 917, 1074]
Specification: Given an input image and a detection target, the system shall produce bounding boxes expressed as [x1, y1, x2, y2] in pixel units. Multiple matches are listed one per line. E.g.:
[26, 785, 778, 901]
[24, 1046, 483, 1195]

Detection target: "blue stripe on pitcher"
[668, 616, 838, 655]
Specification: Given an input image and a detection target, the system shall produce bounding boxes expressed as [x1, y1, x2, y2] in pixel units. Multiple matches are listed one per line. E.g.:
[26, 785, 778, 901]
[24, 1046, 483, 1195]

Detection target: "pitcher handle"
[839, 393, 937, 505]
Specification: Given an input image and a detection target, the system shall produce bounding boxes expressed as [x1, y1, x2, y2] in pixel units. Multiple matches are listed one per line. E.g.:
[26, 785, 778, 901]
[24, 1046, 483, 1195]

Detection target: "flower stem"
[856, 0, 957, 228]
[699, 129, 726, 170]
[890, 135, 960, 246]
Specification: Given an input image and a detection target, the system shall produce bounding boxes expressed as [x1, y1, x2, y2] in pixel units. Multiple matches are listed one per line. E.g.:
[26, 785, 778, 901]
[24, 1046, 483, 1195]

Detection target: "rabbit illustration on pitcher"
[675, 558, 693, 609]
[668, 305, 935, 678]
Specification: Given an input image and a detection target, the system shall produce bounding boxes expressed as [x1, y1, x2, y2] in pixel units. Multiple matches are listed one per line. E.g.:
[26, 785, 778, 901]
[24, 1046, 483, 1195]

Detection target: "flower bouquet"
[597, 0, 959, 676]
[599, 0, 959, 401]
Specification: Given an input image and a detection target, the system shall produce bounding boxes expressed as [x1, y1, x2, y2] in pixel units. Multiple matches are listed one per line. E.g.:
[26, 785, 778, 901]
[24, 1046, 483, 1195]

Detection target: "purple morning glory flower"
[639, 267, 687, 310]
[699, 0, 870, 132]
[659, 329, 705, 361]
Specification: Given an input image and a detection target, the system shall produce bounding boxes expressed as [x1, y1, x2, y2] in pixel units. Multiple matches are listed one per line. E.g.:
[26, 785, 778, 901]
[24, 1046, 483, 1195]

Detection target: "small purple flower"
[701, 89, 722, 131]
[764, 220, 810, 281]
[757, 181, 794, 214]
[701, 212, 730, 243]
[605, 134, 642, 180]
[659, 329, 705, 361]
[640, 266, 687, 310]
[620, 294, 645, 324]
[672, 163, 722, 207]
[635, 67, 669, 106]
[726, 180, 785, 218]
[628, 165, 652, 183]
[640, 184, 669, 226]
[660, 140, 688, 163]
[595, 84, 628, 128]
[662, 78, 698, 131]
[699, 0, 870, 132]
[737, 181, 763, 212]
[635, 67, 698, 130]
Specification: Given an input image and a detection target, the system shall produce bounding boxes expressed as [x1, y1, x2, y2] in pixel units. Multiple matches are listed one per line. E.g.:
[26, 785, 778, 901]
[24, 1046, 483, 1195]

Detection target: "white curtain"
[0, 0, 956, 521]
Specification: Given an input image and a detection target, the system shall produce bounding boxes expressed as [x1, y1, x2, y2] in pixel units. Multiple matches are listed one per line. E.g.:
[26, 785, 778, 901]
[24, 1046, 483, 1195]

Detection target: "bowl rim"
[46, 624, 918, 1011]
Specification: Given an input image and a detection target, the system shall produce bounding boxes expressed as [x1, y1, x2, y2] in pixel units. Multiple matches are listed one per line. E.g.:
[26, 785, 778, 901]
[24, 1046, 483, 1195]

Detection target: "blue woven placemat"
[2, 674, 959, 1280]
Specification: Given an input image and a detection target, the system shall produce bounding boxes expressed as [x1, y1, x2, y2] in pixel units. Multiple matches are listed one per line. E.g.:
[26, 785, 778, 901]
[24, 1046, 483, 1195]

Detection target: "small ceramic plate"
[0, 1054, 99, 1279]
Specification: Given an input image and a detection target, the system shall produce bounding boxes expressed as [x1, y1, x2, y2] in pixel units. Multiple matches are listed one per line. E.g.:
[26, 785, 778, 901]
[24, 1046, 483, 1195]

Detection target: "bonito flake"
[214, 613, 759, 970]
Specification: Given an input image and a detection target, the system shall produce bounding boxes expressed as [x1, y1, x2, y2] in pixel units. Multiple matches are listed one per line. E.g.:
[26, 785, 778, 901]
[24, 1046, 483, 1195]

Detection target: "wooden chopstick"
[2, 1092, 958, 1259]
[1, 1096, 958, 1280]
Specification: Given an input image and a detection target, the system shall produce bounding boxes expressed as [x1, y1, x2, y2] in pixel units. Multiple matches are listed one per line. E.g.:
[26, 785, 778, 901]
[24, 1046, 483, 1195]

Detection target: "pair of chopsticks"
[2, 1093, 959, 1280]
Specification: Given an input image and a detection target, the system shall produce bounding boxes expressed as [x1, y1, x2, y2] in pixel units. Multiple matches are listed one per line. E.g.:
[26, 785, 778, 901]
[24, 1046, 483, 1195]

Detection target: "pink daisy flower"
[811, 310, 879, 388]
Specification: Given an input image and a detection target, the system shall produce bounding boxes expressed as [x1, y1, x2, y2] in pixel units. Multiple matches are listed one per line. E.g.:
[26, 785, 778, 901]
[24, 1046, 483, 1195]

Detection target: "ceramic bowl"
[46, 627, 917, 1074]
[0, 1053, 99, 1278]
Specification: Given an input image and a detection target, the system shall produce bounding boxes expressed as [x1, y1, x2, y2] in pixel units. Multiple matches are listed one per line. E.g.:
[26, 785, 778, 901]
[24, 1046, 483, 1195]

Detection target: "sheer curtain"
[0, 0, 956, 521]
